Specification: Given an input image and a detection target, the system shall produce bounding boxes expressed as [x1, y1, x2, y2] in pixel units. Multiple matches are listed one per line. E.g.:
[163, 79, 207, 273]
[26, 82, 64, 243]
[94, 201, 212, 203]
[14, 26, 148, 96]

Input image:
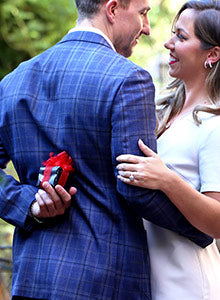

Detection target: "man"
[0, 0, 212, 299]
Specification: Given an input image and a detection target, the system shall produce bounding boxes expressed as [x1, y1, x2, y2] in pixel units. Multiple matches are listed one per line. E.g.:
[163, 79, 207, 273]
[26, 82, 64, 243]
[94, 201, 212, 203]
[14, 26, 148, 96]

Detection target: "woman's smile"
[169, 53, 179, 65]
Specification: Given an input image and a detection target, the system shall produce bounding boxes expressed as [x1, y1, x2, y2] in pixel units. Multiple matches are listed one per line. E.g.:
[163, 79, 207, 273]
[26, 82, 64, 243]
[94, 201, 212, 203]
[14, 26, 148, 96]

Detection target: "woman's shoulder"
[198, 113, 220, 144]
[200, 112, 220, 129]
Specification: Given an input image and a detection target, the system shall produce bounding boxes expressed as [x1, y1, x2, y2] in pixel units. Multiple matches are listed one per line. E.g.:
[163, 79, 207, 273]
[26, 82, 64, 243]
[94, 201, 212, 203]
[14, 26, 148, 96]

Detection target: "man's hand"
[31, 182, 77, 218]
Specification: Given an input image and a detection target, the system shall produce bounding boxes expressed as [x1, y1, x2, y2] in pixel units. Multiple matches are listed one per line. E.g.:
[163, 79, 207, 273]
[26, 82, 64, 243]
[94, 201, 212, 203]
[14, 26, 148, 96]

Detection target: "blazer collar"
[58, 31, 114, 51]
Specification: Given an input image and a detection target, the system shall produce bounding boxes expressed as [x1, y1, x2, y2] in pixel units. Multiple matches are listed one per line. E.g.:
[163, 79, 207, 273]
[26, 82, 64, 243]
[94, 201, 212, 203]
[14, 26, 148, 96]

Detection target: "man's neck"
[71, 19, 116, 52]
[76, 17, 112, 43]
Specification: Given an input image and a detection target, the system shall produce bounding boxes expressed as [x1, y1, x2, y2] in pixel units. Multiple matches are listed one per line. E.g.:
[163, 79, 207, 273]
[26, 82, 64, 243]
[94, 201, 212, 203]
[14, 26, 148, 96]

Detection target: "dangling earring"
[204, 60, 213, 69]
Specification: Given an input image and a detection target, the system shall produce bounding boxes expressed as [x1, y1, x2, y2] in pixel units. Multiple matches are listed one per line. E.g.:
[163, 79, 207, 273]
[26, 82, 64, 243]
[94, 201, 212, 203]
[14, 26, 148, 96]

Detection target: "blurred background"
[2, 0, 211, 298]
[0, 0, 186, 82]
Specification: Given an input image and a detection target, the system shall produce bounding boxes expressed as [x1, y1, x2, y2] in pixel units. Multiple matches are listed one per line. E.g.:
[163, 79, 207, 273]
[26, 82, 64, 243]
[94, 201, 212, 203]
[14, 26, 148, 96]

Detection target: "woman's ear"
[207, 46, 220, 64]
[105, 0, 119, 23]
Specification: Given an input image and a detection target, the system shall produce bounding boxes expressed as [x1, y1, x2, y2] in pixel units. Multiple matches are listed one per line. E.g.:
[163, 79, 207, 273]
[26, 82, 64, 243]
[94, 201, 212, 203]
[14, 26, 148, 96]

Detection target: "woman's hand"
[116, 139, 171, 190]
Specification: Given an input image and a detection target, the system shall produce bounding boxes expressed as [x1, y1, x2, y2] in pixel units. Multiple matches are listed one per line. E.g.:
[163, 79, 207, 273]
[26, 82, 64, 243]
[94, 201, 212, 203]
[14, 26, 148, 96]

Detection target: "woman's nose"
[164, 36, 174, 50]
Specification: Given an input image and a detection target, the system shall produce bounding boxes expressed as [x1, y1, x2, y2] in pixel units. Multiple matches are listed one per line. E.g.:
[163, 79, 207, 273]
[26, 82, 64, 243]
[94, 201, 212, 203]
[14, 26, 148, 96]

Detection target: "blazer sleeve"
[111, 68, 212, 248]
[0, 139, 38, 231]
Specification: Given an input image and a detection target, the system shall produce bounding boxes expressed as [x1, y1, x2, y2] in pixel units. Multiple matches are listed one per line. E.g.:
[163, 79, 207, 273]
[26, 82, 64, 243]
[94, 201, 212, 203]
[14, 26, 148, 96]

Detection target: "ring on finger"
[129, 173, 135, 181]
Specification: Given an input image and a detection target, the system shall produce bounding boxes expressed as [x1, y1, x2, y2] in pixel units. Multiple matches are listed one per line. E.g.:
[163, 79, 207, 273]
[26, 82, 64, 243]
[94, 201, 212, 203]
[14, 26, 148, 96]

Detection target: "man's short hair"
[75, 0, 131, 19]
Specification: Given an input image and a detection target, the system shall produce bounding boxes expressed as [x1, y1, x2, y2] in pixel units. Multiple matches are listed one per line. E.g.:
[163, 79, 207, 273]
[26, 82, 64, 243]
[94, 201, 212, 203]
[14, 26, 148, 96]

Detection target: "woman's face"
[164, 9, 208, 82]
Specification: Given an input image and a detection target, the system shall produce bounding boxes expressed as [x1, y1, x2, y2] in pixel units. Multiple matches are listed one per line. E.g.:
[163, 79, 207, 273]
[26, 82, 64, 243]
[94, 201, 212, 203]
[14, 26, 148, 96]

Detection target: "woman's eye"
[172, 31, 186, 40]
[177, 33, 185, 40]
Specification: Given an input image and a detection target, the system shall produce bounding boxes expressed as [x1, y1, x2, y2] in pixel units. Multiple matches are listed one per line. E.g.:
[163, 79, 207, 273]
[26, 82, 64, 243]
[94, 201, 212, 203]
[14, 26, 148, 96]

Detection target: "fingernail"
[55, 185, 62, 192]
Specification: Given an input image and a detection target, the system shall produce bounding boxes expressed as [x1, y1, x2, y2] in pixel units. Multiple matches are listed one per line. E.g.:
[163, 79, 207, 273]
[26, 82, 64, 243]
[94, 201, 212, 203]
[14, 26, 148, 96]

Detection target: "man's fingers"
[33, 182, 76, 219]
[31, 199, 41, 216]
[69, 186, 77, 196]
[42, 181, 58, 198]
[37, 189, 58, 217]
[55, 185, 72, 208]
[35, 192, 49, 217]
[41, 182, 66, 210]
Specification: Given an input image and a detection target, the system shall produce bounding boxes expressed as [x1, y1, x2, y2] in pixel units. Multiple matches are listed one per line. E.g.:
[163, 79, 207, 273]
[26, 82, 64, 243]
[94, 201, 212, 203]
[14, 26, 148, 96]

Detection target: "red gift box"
[37, 151, 75, 191]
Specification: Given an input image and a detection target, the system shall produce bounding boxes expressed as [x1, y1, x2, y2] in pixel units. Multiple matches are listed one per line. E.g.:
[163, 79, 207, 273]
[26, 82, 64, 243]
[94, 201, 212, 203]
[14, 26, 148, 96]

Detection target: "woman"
[117, 1, 220, 299]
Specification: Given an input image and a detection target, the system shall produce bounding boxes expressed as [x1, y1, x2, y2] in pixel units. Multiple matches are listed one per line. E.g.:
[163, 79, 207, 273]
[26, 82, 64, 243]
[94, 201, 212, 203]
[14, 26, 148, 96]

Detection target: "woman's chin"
[168, 69, 180, 79]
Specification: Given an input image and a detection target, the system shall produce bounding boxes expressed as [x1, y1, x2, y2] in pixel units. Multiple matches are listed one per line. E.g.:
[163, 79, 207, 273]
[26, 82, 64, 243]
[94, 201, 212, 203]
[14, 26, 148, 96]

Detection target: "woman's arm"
[117, 139, 220, 238]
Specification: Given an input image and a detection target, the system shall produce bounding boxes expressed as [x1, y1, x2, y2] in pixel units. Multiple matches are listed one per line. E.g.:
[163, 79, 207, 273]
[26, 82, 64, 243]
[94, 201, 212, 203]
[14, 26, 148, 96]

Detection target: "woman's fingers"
[116, 154, 139, 163]
[138, 139, 157, 157]
[117, 170, 139, 185]
[116, 140, 169, 190]
[116, 140, 157, 165]
[117, 174, 136, 185]
[118, 170, 142, 180]
[118, 170, 133, 178]
[116, 162, 137, 172]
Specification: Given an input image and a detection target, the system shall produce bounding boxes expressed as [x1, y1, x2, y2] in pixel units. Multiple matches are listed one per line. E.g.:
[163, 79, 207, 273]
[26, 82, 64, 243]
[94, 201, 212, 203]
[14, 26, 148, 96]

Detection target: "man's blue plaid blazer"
[0, 31, 212, 299]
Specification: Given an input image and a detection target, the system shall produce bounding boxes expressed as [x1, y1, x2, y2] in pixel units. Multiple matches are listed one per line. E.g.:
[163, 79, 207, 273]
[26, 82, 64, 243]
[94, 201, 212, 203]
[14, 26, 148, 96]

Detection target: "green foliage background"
[0, 0, 185, 79]
[0, 0, 77, 78]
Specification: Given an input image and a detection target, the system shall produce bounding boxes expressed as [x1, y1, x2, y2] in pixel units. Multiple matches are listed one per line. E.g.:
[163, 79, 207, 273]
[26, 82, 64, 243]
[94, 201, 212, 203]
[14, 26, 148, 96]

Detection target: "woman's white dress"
[144, 112, 220, 300]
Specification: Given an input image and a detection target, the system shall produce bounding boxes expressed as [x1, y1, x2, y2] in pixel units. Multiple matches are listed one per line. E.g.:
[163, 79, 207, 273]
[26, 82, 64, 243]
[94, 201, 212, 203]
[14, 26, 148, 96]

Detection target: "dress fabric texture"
[145, 112, 220, 300]
[0, 31, 212, 300]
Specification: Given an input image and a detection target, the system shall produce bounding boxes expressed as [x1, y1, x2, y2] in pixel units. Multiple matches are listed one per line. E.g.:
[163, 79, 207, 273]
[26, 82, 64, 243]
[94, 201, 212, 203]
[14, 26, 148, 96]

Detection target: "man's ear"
[207, 46, 220, 64]
[105, 0, 119, 24]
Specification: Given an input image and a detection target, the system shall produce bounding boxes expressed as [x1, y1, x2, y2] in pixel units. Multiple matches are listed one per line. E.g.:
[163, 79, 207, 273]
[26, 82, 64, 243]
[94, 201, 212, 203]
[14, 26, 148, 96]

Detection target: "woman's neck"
[164, 84, 210, 131]
[182, 83, 210, 112]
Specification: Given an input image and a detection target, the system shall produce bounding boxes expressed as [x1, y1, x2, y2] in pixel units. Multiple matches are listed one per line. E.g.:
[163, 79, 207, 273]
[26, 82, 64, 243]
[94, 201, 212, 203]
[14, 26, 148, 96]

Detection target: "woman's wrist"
[160, 168, 179, 194]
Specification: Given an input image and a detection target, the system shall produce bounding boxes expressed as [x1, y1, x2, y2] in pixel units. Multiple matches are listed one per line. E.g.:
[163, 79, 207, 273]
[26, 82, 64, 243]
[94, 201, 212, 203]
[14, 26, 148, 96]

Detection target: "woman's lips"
[169, 54, 179, 65]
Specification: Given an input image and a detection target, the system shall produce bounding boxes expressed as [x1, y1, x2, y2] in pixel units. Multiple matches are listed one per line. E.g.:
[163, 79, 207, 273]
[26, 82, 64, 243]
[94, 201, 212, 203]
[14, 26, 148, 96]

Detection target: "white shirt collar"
[68, 26, 116, 52]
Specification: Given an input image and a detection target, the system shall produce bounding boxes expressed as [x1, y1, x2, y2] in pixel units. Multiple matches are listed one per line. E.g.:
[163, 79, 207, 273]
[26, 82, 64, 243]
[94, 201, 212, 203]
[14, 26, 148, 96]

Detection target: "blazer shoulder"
[109, 53, 153, 80]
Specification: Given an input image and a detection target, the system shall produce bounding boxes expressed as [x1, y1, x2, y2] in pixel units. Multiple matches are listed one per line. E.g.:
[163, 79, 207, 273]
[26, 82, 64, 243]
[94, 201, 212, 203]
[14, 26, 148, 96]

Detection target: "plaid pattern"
[0, 31, 212, 299]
